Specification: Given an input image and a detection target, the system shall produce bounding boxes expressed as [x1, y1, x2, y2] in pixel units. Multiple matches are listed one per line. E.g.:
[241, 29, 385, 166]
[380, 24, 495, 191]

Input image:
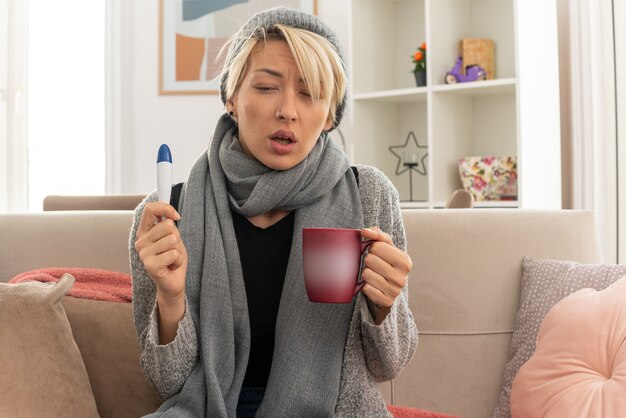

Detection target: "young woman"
[130, 7, 418, 417]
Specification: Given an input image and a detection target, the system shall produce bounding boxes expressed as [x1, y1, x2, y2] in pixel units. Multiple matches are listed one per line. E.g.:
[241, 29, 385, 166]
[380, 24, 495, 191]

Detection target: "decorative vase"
[414, 71, 427, 87]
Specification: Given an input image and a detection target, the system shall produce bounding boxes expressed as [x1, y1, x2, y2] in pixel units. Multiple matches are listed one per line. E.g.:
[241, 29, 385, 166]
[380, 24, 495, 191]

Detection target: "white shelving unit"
[348, 0, 561, 209]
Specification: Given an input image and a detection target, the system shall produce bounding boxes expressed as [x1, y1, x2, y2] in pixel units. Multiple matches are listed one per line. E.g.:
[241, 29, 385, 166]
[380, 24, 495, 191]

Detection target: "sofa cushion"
[510, 276, 626, 417]
[62, 295, 161, 418]
[0, 274, 99, 417]
[493, 257, 626, 418]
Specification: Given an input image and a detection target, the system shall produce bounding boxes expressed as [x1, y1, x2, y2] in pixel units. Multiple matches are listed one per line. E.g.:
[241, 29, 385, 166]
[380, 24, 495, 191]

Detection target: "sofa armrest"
[43, 195, 146, 211]
[0, 211, 135, 283]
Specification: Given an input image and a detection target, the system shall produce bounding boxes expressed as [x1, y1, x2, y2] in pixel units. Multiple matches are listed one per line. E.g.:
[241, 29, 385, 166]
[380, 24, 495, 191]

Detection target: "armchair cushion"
[61, 295, 161, 417]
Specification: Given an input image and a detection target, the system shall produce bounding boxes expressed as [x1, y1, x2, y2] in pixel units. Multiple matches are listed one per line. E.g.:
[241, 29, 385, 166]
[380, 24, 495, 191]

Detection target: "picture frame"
[159, 0, 317, 95]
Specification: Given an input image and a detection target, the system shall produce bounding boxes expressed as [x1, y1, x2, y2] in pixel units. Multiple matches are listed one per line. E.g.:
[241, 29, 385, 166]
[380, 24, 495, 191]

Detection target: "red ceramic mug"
[302, 227, 373, 303]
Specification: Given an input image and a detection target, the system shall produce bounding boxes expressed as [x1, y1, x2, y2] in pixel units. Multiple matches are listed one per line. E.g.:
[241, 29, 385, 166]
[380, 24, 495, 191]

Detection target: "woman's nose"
[276, 92, 297, 121]
[276, 108, 296, 121]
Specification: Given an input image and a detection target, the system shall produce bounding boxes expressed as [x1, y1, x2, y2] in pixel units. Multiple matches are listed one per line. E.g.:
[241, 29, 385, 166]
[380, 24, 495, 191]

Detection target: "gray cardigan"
[130, 165, 418, 417]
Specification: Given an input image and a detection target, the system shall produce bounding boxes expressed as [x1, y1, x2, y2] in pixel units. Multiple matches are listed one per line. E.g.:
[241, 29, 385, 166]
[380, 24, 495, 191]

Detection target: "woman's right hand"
[135, 202, 187, 303]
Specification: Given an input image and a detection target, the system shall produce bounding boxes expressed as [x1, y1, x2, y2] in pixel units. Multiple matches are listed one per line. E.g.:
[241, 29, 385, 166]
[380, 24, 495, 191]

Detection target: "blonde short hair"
[221, 24, 347, 126]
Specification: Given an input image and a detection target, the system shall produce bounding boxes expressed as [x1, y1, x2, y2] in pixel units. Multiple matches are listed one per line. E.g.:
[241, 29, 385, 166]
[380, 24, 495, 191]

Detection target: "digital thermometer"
[157, 144, 173, 219]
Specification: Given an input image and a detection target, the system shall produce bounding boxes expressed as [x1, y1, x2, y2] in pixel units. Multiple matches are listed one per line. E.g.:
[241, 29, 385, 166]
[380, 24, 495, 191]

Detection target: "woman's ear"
[226, 99, 237, 116]
[323, 115, 333, 132]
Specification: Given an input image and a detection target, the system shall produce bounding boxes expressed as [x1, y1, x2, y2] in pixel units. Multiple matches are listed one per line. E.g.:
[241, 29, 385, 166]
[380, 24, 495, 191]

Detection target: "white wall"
[118, 0, 351, 195]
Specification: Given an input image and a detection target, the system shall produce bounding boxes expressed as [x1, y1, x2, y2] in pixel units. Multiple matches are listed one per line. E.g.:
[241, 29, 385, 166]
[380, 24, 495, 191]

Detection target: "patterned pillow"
[510, 276, 626, 417]
[492, 257, 626, 418]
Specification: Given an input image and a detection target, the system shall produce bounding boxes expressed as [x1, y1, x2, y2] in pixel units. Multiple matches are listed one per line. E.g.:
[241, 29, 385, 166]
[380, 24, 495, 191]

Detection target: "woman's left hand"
[360, 227, 412, 323]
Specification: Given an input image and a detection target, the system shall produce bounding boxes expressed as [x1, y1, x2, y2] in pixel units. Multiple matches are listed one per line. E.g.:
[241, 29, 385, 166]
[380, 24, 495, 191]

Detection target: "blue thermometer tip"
[157, 144, 172, 163]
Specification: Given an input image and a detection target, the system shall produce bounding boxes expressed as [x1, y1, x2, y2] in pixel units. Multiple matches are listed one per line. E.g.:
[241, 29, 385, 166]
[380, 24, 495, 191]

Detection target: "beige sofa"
[0, 209, 601, 418]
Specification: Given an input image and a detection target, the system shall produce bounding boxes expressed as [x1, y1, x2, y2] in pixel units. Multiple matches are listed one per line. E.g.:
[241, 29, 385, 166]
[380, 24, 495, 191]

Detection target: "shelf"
[400, 200, 519, 209]
[400, 201, 431, 209]
[473, 201, 519, 208]
[354, 87, 428, 104]
[430, 78, 516, 96]
[353, 78, 515, 105]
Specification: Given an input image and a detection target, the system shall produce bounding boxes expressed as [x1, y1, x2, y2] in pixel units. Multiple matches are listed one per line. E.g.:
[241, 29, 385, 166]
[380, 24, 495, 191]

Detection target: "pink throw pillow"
[10, 267, 132, 303]
[387, 404, 462, 418]
[510, 276, 626, 418]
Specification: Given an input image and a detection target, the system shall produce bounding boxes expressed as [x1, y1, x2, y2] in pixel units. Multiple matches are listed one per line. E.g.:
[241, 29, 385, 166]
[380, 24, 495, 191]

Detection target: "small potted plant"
[412, 42, 427, 87]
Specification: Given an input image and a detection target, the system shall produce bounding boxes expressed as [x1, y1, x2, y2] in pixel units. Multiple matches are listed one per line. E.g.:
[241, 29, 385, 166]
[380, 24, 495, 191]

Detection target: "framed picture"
[159, 0, 317, 95]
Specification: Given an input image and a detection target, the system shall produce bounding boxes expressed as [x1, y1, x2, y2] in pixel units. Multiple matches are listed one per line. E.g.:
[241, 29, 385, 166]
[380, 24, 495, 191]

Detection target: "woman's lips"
[269, 129, 297, 155]
[269, 137, 296, 155]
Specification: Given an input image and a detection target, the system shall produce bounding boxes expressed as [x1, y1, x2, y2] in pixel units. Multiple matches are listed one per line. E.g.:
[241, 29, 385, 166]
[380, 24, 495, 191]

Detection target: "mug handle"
[354, 239, 374, 296]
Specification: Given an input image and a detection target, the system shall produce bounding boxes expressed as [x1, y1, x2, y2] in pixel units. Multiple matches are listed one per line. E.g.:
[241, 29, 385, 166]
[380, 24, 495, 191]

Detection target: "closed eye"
[255, 86, 277, 93]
